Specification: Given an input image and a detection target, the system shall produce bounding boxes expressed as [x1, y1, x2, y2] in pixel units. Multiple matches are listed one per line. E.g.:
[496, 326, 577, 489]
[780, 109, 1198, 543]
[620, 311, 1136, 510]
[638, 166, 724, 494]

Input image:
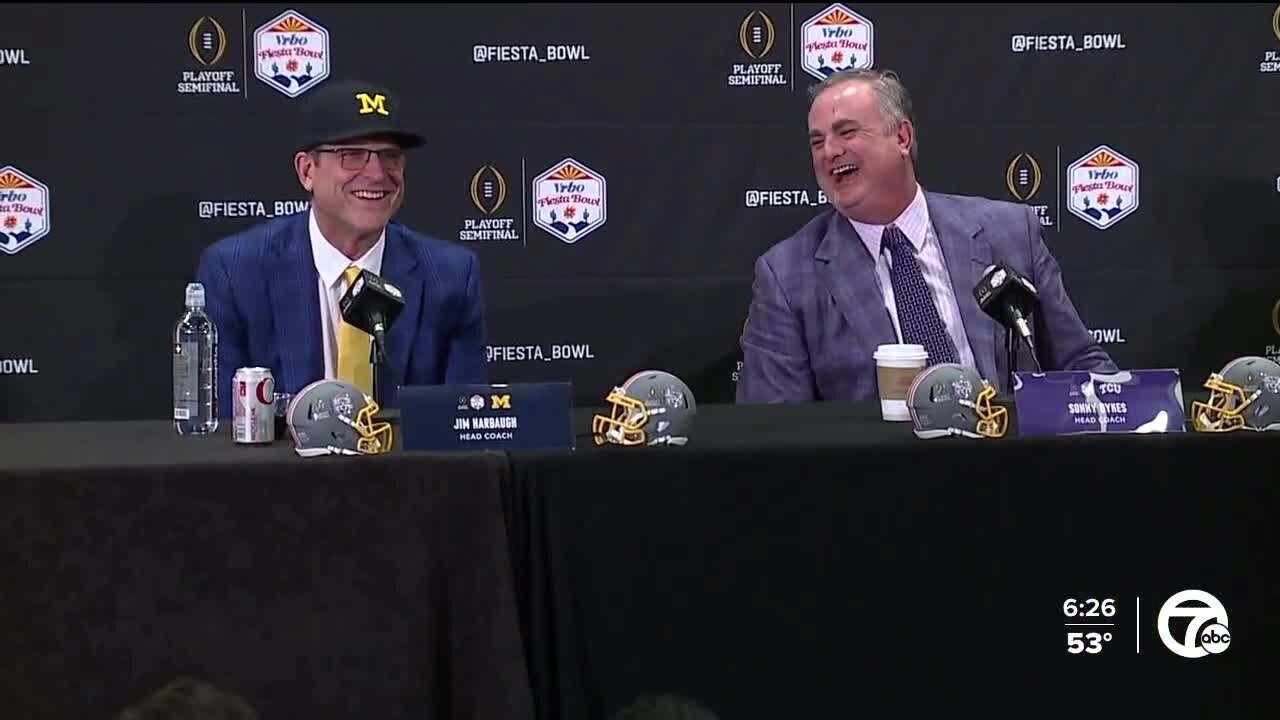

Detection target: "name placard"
[398, 382, 574, 451]
[1012, 369, 1186, 436]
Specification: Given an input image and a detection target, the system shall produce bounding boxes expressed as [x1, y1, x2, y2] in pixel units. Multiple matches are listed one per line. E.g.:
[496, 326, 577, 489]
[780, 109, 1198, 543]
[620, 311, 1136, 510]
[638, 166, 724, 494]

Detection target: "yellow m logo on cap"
[491, 394, 511, 410]
[356, 92, 389, 116]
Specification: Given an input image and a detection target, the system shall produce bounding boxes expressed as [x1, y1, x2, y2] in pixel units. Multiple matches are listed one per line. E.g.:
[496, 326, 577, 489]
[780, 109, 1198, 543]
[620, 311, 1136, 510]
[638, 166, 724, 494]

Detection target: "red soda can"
[233, 367, 276, 444]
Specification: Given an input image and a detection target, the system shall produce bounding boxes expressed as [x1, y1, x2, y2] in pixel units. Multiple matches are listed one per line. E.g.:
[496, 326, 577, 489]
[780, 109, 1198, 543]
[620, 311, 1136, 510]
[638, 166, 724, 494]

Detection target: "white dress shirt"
[308, 209, 386, 379]
[848, 184, 977, 369]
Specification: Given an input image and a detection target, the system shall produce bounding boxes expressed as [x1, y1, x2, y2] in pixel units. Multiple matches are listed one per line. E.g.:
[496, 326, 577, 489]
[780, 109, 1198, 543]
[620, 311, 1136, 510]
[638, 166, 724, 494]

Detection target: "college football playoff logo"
[1006, 153, 1043, 201]
[470, 166, 507, 214]
[189, 16, 228, 66]
[740, 10, 776, 59]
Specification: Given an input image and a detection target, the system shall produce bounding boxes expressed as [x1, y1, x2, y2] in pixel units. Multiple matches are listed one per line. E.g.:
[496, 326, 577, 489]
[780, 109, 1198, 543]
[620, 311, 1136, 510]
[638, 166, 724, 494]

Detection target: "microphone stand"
[1006, 326, 1017, 395]
[368, 318, 399, 425]
[369, 330, 384, 409]
[1005, 309, 1044, 393]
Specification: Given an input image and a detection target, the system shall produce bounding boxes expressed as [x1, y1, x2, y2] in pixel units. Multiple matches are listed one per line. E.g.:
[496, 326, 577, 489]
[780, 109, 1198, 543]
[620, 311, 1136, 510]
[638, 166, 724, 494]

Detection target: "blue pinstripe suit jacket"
[195, 212, 489, 419]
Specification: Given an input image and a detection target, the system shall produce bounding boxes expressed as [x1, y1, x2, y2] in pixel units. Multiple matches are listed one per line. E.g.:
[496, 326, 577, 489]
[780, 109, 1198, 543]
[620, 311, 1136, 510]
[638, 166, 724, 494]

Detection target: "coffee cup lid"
[874, 344, 927, 360]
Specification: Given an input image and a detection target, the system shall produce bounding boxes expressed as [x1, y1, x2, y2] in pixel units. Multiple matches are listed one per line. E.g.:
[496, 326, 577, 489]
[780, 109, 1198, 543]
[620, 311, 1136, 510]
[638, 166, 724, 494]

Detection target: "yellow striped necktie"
[337, 265, 373, 397]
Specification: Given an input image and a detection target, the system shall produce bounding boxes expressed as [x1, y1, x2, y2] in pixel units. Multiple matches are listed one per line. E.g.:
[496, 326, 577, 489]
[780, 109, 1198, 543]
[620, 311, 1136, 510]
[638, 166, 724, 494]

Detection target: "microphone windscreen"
[340, 270, 406, 336]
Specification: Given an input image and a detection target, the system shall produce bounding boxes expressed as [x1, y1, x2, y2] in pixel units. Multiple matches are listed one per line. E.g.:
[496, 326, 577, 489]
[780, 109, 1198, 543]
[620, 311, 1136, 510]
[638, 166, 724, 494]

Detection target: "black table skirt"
[504, 401, 1280, 719]
[0, 422, 534, 720]
[5, 404, 1278, 720]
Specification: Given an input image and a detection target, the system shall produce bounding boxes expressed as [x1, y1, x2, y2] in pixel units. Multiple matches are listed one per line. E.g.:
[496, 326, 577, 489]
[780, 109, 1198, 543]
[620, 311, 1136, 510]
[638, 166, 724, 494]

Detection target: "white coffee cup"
[873, 344, 929, 421]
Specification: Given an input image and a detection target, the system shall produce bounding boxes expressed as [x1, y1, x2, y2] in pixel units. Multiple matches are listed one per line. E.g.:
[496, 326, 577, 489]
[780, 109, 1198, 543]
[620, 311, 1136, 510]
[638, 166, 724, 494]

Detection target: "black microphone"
[339, 270, 406, 402]
[974, 262, 1043, 373]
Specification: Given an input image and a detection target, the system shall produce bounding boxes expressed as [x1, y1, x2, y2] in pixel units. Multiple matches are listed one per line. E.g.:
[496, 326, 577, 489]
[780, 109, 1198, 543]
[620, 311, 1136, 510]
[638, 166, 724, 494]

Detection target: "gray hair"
[808, 68, 918, 161]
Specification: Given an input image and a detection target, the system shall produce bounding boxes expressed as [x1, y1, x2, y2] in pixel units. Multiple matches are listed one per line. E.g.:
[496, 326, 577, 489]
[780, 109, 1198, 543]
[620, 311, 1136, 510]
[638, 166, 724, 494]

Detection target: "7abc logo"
[1157, 590, 1230, 658]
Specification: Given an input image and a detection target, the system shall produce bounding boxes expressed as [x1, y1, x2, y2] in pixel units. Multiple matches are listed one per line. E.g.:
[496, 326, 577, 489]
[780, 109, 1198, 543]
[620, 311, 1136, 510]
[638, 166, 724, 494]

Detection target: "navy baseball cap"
[297, 80, 425, 152]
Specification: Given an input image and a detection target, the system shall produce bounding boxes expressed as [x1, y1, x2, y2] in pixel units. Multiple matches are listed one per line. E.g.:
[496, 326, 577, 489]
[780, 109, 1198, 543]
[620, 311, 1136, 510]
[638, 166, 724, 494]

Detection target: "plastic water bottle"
[173, 282, 218, 434]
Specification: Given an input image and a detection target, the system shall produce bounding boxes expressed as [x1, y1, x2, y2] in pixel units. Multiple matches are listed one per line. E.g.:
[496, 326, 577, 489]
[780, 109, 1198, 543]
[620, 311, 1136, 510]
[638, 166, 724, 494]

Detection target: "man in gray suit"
[737, 68, 1115, 404]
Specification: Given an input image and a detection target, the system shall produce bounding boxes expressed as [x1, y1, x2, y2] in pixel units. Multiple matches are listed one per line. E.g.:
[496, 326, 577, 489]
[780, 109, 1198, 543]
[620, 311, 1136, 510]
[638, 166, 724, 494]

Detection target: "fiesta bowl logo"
[0, 166, 51, 255]
[1067, 145, 1139, 230]
[533, 158, 607, 244]
[254, 10, 330, 97]
[1006, 153, 1043, 201]
[801, 3, 873, 81]
[740, 10, 776, 59]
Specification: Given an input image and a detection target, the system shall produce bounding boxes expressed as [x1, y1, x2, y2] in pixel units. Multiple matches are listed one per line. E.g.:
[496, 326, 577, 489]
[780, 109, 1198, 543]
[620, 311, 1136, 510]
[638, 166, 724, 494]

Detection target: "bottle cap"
[185, 282, 206, 309]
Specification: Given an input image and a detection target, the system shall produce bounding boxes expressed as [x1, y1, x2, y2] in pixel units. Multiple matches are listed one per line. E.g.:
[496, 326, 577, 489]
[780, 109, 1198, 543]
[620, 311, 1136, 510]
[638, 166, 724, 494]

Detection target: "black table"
[6, 404, 1277, 720]
[0, 421, 534, 720]
[504, 401, 1280, 719]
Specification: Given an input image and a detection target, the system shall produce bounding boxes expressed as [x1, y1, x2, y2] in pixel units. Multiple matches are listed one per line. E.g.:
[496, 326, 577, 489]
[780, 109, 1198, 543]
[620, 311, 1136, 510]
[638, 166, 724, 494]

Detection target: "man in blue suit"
[197, 80, 488, 419]
[737, 68, 1115, 404]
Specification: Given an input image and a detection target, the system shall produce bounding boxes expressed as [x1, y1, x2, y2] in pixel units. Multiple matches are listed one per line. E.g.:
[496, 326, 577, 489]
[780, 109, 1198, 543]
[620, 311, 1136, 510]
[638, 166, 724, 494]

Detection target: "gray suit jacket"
[736, 191, 1116, 403]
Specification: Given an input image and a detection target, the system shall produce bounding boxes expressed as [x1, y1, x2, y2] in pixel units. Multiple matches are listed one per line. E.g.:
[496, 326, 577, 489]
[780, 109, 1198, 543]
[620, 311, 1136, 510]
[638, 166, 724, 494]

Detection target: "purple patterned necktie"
[881, 224, 958, 366]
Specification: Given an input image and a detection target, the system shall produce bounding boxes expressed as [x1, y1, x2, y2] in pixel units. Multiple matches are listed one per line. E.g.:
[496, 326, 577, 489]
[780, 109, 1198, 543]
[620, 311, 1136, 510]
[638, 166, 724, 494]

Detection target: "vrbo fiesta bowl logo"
[0, 166, 51, 255]
[532, 158, 607, 244]
[254, 10, 330, 97]
[801, 4, 874, 80]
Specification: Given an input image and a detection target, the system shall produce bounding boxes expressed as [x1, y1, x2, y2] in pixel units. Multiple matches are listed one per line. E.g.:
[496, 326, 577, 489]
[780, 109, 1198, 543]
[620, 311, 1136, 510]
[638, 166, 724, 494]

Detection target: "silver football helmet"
[592, 370, 696, 446]
[285, 379, 393, 457]
[1192, 356, 1280, 432]
[908, 363, 1009, 439]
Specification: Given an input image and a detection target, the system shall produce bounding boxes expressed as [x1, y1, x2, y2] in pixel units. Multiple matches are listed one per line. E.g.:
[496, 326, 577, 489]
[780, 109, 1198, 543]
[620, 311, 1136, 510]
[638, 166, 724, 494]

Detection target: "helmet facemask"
[351, 400, 393, 454]
[592, 389, 649, 446]
[971, 384, 1009, 438]
[1192, 373, 1255, 432]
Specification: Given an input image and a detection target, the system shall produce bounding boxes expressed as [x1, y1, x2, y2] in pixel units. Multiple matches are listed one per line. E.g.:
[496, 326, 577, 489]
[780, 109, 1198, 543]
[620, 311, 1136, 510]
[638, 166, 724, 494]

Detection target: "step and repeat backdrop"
[3, 3, 1280, 422]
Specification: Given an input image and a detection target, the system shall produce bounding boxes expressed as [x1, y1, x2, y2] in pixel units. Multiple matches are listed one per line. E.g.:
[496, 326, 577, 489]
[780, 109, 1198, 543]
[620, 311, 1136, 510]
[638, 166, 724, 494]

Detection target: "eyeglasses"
[313, 147, 406, 172]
